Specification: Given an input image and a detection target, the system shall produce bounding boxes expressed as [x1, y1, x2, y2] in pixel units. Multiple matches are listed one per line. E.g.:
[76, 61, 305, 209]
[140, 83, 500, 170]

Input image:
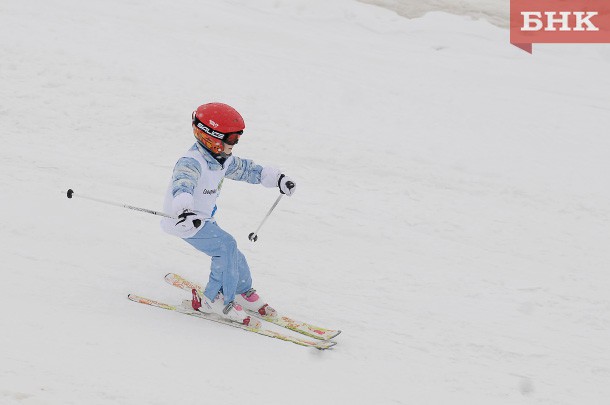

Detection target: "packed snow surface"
[1, 0, 610, 404]
[359, 0, 508, 27]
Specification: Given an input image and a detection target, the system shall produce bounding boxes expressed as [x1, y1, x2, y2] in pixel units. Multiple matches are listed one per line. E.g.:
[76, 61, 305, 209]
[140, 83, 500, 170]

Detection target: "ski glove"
[172, 193, 202, 231]
[176, 210, 202, 230]
[278, 174, 296, 196]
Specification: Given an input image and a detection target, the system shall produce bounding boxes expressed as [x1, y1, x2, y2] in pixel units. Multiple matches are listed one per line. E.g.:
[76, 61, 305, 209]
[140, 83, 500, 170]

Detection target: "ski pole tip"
[248, 232, 258, 242]
[66, 189, 74, 199]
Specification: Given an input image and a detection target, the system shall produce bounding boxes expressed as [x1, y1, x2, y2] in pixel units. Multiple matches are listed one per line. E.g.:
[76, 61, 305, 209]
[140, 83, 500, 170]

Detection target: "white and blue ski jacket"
[161, 143, 280, 238]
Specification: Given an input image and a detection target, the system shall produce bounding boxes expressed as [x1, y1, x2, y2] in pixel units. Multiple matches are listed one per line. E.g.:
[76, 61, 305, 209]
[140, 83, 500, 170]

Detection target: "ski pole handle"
[65, 189, 176, 219]
[248, 194, 284, 242]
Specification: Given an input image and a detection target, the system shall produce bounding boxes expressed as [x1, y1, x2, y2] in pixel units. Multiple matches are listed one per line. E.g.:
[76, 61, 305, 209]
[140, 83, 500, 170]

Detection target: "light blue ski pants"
[184, 221, 252, 305]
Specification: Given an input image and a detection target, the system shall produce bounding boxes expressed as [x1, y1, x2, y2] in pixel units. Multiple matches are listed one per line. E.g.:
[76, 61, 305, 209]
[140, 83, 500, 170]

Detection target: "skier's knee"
[222, 235, 238, 252]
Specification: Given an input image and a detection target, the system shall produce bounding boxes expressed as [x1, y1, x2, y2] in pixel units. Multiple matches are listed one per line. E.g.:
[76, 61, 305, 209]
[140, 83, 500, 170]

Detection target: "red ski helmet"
[192, 103, 245, 154]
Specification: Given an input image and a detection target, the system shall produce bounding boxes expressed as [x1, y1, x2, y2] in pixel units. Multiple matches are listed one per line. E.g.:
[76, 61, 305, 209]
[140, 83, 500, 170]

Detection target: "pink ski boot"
[235, 288, 277, 318]
[191, 289, 261, 328]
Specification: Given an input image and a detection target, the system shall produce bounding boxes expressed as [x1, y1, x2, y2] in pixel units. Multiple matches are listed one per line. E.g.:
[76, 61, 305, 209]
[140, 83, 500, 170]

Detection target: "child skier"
[161, 102, 296, 328]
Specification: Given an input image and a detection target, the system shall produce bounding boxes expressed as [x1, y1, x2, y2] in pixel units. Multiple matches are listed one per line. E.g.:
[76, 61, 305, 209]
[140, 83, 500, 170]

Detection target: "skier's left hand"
[278, 174, 296, 196]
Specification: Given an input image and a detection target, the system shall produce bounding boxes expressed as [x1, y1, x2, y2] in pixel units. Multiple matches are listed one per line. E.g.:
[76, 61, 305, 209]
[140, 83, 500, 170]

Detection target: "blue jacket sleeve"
[225, 156, 263, 184]
[171, 157, 202, 197]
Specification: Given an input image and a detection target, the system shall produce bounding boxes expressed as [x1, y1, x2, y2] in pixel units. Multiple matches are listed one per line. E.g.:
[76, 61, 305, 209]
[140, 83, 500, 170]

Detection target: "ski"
[164, 273, 341, 341]
[127, 294, 336, 350]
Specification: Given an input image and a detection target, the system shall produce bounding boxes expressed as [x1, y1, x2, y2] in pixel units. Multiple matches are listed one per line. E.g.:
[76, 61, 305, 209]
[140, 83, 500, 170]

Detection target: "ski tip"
[316, 341, 337, 350]
[316, 329, 342, 341]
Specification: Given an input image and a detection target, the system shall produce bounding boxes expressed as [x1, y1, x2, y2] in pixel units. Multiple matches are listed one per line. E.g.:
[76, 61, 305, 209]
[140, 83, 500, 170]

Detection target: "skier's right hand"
[176, 210, 201, 228]
[172, 193, 202, 230]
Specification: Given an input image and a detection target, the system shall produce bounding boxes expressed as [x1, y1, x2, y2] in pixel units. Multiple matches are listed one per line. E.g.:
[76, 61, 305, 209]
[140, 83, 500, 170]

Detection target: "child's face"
[223, 143, 234, 155]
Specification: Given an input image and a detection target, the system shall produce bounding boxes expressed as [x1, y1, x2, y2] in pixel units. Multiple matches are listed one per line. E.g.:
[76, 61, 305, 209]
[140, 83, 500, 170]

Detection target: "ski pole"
[65, 188, 176, 219]
[248, 194, 284, 242]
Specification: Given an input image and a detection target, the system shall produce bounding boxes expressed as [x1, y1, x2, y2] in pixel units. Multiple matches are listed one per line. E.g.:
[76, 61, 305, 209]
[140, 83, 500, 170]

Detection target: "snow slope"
[1, 0, 610, 404]
[358, 0, 509, 28]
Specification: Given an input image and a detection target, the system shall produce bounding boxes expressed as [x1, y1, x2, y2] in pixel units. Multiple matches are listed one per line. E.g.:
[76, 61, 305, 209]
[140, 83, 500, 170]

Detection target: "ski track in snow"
[1, 0, 610, 404]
